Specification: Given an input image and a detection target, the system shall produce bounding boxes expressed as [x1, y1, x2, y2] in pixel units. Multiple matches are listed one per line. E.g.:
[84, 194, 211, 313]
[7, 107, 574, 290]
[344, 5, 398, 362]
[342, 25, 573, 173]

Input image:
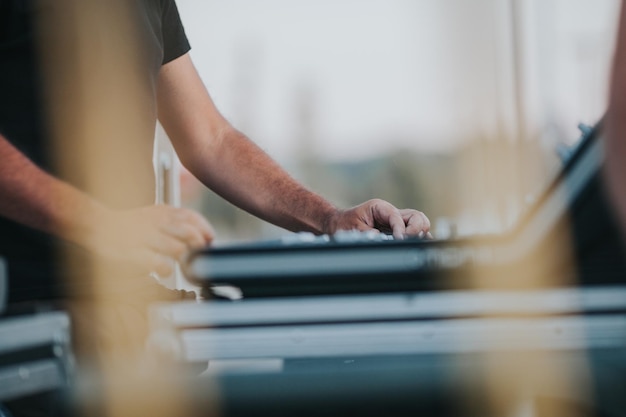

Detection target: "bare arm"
[605, 0, 626, 234]
[0, 134, 102, 243]
[156, 54, 338, 234]
[0, 133, 213, 276]
[157, 54, 431, 238]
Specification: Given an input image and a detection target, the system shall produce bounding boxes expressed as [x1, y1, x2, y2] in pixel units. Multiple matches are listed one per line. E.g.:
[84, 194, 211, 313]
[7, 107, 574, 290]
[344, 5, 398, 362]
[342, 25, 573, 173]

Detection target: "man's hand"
[85, 205, 214, 277]
[329, 199, 431, 240]
[1, 134, 213, 277]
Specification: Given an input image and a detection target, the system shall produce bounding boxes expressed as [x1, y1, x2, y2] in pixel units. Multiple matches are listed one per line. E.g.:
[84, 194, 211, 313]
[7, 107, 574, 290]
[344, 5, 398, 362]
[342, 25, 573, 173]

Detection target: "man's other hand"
[87, 205, 214, 277]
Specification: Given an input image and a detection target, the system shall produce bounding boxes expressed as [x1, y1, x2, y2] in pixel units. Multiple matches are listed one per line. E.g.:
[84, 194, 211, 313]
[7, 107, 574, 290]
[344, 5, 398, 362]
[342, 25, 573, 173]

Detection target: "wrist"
[61, 198, 111, 252]
[320, 207, 342, 235]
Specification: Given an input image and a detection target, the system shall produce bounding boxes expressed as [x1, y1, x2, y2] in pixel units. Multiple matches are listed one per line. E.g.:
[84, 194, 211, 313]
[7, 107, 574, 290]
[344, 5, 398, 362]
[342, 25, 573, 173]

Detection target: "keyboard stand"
[0, 311, 73, 402]
[147, 285, 626, 416]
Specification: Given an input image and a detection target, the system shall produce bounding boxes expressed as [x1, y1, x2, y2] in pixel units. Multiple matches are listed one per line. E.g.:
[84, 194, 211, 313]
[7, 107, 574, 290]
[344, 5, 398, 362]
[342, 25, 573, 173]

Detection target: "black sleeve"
[161, 0, 191, 65]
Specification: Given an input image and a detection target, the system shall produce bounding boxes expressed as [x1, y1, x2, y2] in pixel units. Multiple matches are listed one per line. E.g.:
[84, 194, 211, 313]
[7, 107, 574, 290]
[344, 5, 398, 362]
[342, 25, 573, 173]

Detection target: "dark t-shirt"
[0, 0, 191, 302]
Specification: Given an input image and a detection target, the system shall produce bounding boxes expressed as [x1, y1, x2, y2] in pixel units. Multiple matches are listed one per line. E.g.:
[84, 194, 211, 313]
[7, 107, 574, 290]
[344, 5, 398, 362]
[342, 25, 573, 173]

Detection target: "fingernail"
[418, 231, 425, 239]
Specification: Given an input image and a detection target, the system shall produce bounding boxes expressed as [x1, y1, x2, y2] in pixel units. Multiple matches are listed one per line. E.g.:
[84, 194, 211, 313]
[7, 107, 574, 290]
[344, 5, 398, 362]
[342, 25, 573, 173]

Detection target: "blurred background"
[168, 0, 620, 243]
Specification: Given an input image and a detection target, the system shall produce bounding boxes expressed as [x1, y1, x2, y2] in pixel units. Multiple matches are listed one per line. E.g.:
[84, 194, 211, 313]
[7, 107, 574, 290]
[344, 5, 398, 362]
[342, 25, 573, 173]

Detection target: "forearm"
[605, 0, 626, 231]
[183, 127, 340, 234]
[157, 55, 340, 234]
[0, 134, 107, 246]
